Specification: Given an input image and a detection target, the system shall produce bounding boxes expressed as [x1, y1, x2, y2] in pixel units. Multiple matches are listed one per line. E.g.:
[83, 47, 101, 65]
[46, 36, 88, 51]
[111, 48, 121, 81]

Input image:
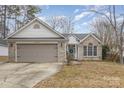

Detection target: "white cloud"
[81, 22, 88, 26]
[74, 9, 79, 13]
[74, 12, 91, 21]
[86, 5, 105, 11]
[117, 17, 123, 22]
[92, 5, 104, 11]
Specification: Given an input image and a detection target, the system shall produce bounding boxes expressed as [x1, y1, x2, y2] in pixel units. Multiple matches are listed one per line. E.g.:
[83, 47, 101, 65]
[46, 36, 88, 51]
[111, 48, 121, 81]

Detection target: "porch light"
[10, 43, 13, 47]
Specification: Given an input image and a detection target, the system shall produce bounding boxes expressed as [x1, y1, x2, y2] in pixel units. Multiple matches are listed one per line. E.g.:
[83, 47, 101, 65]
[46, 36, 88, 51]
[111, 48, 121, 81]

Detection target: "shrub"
[66, 52, 73, 65]
[102, 45, 110, 60]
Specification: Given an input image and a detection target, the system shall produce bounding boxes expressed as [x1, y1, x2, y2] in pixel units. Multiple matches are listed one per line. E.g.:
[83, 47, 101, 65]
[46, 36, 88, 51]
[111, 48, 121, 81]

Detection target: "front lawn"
[0, 56, 8, 62]
[34, 61, 124, 88]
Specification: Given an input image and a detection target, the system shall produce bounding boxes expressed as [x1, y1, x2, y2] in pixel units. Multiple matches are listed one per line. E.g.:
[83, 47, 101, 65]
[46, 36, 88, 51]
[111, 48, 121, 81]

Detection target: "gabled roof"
[62, 33, 101, 43]
[6, 17, 66, 40]
[62, 33, 88, 40]
[80, 33, 101, 43]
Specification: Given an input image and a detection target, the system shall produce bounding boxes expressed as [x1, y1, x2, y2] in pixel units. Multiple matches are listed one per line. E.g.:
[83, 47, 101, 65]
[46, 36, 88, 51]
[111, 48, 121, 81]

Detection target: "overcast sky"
[37, 5, 124, 33]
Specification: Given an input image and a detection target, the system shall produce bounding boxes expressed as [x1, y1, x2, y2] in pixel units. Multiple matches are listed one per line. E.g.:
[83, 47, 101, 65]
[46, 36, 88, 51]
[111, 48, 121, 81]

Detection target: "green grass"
[34, 61, 124, 88]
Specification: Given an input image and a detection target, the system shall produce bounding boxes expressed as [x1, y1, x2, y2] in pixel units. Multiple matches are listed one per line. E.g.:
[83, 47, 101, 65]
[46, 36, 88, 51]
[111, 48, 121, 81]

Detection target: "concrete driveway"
[0, 62, 62, 88]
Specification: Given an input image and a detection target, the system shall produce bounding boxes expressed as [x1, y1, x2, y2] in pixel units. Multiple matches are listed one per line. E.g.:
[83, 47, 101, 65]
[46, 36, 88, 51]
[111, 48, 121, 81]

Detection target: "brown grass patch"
[34, 61, 124, 88]
[0, 56, 8, 62]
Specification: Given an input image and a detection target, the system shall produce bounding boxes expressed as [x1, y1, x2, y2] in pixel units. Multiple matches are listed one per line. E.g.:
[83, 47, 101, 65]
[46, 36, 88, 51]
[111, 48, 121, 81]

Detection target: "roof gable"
[80, 33, 101, 43]
[68, 35, 79, 44]
[7, 18, 65, 39]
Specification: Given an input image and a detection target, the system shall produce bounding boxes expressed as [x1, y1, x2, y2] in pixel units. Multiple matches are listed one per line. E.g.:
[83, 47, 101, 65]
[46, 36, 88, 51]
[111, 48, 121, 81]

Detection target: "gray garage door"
[17, 44, 58, 62]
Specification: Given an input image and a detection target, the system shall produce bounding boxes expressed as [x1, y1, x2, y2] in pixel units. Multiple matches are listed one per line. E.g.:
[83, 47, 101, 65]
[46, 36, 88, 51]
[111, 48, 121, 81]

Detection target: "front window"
[83, 46, 87, 56]
[94, 46, 97, 56]
[83, 43, 97, 56]
[88, 43, 93, 56]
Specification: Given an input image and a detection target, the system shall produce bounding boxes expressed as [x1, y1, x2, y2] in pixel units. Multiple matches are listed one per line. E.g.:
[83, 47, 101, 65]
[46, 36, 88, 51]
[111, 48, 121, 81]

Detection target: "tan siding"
[8, 42, 16, 62]
[58, 42, 66, 62]
[12, 21, 61, 38]
[78, 36, 102, 60]
[68, 36, 79, 44]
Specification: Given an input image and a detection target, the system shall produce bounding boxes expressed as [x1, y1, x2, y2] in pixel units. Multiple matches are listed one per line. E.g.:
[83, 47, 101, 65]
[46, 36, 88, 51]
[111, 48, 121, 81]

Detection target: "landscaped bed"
[34, 61, 124, 88]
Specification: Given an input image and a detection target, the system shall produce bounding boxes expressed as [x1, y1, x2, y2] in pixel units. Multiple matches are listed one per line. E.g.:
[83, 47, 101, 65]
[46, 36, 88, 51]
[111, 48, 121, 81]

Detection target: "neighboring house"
[6, 17, 102, 63]
[63, 33, 102, 60]
[0, 38, 8, 56]
[6, 18, 67, 62]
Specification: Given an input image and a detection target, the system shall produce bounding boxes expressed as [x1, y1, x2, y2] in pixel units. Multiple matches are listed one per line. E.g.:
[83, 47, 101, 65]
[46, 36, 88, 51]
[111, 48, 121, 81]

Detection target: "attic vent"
[33, 24, 40, 29]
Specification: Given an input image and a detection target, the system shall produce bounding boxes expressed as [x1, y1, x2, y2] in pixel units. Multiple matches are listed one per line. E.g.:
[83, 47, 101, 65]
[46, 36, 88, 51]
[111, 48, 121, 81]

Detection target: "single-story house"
[6, 17, 102, 63]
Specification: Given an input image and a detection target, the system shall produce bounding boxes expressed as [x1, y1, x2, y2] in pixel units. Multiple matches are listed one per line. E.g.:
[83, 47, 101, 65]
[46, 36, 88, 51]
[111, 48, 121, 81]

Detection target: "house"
[6, 17, 102, 63]
[63, 33, 102, 60]
[0, 38, 8, 56]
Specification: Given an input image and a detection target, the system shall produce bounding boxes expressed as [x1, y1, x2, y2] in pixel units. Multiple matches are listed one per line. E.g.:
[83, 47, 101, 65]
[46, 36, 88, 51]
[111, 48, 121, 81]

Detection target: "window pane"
[88, 46, 92, 56]
[94, 46, 97, 56]
[83, 46, 87, 56]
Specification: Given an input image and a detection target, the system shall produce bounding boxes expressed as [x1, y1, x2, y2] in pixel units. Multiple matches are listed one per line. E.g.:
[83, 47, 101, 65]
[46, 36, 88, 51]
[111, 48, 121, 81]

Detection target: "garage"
[17, 44, 58, 62]
[7, 18, 66, 62]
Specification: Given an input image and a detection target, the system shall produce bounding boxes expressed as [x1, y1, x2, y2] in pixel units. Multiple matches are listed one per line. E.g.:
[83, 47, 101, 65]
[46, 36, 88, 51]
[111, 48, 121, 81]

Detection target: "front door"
[68, 45, 75, 59]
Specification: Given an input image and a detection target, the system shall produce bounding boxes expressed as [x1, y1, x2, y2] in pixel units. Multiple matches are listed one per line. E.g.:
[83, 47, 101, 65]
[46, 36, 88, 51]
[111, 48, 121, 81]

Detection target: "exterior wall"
[68, 36, 79, 44]
[12, 21, 60, 38]
[78, 36, 102, 60]
[66, 36, 79, 59]
[8, 40, 66, 62]
[58, 42, 66, 62]
[0, 46, 8, 56]
[8, 42, 16, 62]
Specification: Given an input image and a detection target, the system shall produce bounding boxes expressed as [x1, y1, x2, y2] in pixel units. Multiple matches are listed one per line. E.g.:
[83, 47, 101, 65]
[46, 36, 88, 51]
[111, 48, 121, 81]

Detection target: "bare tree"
[91, 18, 118, 48]
[47, 16, 75, 33]
[91, 5, 124, 64]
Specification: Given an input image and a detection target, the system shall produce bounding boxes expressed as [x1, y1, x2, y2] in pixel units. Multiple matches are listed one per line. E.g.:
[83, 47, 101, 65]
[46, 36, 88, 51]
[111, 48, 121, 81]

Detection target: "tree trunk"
[120, 49, 123, 64]
[3, 5, 6, 39]
[120, 35, 124, 64]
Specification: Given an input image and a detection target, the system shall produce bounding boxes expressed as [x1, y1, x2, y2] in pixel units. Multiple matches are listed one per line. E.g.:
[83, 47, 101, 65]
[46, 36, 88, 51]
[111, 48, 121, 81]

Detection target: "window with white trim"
[94, 46, 97, 56]
[83, 43, 97, 56]
[88, 43, 93, 56]
[83, 46, 87, 56]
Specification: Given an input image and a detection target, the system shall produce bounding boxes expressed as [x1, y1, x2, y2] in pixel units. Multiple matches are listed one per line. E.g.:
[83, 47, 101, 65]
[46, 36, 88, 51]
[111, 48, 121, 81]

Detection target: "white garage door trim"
[15, 43, 58, 62]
